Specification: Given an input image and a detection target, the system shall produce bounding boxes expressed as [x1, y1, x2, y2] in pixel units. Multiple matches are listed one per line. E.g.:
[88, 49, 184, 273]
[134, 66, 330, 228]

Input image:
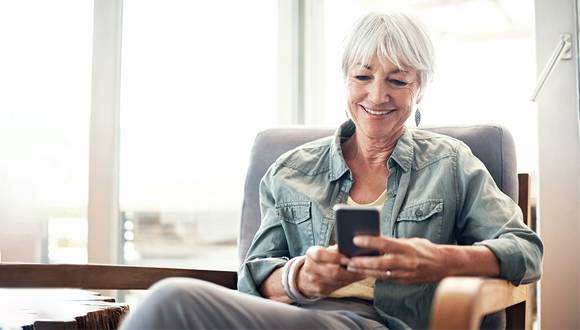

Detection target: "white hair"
[341, 12, 435, 97]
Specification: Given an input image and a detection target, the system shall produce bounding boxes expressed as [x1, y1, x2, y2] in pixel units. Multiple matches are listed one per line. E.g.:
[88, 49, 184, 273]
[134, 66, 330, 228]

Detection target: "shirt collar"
[328, 120, 414, 182]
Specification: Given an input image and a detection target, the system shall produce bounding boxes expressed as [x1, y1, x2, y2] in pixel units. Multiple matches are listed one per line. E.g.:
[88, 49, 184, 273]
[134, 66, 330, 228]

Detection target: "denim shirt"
[238, 120, 543, 329]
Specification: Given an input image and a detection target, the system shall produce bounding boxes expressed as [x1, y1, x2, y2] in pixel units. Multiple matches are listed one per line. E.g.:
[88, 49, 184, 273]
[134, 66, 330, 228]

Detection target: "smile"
[361, 105, 395, 116]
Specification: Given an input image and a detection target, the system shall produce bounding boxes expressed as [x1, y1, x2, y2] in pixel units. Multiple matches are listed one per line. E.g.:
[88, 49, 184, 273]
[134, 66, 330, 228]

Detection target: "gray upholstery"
[238, 125, 517, 263]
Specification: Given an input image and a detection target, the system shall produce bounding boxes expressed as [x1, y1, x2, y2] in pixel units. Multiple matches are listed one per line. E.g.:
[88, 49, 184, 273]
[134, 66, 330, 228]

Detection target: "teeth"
[363, 106, 392, 116]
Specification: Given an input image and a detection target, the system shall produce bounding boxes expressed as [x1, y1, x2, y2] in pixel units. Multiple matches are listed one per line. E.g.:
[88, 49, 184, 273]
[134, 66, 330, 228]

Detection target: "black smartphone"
[333, 204, 381, 257]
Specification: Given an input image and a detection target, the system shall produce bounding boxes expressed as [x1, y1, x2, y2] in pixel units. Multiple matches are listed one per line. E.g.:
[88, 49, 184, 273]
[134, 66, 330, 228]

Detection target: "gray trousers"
[119, 278, 388, 329]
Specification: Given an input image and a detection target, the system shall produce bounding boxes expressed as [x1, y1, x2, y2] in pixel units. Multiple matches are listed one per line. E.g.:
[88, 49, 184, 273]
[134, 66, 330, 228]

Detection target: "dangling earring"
[415, 108, 421, 127]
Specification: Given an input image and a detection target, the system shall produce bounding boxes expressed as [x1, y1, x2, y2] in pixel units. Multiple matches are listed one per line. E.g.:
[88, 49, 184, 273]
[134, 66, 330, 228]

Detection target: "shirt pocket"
[276, 201, 314, 256]
[395, 199, 444, 243]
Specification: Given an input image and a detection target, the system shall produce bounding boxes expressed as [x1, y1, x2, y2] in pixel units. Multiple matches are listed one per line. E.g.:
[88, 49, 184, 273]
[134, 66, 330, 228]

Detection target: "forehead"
[352, 57, 414, 75]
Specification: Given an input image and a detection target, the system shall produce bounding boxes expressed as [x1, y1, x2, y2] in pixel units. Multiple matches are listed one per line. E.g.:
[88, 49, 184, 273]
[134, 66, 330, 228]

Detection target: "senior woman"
[121, 11, 543, 330]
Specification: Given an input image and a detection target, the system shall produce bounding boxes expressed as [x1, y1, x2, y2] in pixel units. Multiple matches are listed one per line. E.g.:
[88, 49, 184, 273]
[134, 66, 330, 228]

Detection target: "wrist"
[440, 245, 500, 277]
[438, 245, 457, 277]
[293, 258, 314, 299]
[282, 256, 321, 304]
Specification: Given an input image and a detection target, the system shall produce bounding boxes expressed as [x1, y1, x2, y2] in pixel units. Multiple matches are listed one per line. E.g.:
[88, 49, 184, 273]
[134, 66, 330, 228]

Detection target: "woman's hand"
[296, 245, 367, 298]
[347, 236, 449, 284]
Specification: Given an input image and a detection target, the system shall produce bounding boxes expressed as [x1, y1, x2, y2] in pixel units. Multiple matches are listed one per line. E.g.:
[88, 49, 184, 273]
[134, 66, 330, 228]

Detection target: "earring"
[415, 108, 421, 126]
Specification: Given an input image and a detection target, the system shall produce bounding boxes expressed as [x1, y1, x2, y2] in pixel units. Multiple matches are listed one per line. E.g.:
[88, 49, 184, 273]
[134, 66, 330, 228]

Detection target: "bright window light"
[0, 0, 93, 263]
[119, 0, 278, 270]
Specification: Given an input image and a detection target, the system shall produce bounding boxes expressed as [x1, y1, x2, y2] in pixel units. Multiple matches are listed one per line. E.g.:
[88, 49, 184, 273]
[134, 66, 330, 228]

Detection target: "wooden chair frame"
[0, 174, 535, 330]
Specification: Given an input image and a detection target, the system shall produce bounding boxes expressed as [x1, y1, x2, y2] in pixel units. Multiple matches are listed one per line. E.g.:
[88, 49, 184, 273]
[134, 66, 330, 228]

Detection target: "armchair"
[0, 125, 534, 329]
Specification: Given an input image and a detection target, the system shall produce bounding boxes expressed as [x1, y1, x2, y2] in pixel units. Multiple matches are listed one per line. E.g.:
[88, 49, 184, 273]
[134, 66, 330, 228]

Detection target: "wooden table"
[0, 289, 129, 329]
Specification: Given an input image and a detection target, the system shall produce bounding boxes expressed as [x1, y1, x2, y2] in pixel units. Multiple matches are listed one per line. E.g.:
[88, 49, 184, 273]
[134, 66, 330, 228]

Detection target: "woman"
[121, 12, 543, 330]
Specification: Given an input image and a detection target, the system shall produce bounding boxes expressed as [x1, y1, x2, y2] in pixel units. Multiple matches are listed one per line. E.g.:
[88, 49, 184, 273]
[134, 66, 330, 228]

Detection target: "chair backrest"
[238, 125, 518, 263]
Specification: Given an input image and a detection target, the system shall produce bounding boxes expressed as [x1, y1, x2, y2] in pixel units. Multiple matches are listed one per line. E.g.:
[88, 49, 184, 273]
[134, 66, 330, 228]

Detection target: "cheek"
[399, 87, 418, 108]
[346, 83, 365, 103]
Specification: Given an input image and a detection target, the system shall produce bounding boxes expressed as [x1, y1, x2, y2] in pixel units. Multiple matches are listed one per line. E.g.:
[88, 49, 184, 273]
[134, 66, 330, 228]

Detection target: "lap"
[120, 278, 387, 330]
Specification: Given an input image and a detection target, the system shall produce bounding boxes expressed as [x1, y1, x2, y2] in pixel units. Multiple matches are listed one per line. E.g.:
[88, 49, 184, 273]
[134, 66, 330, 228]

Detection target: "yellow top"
[328, 189, 387, 300]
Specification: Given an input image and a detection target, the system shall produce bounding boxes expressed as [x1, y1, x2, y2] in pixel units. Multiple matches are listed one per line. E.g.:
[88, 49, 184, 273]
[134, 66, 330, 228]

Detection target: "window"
[309, 0, 538, 173]
[0, 0, 93, 263]
[119, 0, 278, 270]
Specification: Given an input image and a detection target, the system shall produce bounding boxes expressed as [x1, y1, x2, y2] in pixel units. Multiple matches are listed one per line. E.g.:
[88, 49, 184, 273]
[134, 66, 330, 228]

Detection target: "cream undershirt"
[328, 189, 387, 301]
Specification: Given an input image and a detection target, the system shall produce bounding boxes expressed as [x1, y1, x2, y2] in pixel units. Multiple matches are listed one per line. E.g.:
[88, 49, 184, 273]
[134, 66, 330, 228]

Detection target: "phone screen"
[334, 204, 380, 257]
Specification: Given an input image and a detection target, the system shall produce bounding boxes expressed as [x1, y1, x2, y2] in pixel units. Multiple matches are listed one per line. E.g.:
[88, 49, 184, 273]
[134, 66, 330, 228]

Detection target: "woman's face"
[346, 56, 420, 140]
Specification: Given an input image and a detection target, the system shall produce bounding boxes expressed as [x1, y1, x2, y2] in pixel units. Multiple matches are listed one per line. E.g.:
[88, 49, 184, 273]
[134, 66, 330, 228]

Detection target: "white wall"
[534, 0, 580, 328]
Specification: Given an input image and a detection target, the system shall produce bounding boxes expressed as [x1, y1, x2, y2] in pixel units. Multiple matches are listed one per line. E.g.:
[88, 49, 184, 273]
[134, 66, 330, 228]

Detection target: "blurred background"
[0, 1, 578, 328]
[0, 0, 538, 269]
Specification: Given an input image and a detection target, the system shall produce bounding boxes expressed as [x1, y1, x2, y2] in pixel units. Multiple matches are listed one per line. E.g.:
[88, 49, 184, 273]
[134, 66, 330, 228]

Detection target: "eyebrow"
[359, 64, 409, 74]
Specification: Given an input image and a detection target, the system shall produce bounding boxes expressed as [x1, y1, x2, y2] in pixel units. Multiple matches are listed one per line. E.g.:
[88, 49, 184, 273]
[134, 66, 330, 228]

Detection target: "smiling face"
[346, 56, 421, 140]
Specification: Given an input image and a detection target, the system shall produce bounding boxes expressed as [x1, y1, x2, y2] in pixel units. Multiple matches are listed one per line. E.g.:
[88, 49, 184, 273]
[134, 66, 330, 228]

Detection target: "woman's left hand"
[346, 235, 449, 284]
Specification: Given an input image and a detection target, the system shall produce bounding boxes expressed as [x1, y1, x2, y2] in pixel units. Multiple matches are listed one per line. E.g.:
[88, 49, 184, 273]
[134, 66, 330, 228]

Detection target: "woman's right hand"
[296, 245, 367, 298]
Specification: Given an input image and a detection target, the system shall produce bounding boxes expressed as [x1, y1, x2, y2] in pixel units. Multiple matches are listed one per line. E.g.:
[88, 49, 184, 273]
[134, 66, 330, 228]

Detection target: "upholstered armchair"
[0, 125, 535, 329]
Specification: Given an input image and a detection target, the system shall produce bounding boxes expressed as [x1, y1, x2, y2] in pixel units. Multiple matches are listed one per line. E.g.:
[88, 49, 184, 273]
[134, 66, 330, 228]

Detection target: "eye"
[389, 79, 408, 87]
[354, 75, 371, 81]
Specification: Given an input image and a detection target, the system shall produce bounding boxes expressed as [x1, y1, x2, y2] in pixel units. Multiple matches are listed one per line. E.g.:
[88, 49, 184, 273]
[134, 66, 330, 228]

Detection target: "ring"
[385, 270, 392, 277]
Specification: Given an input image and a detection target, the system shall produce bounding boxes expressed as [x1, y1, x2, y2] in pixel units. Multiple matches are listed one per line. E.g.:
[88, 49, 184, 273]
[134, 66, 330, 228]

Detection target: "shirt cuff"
[474, 238, 525, 285]
[237, 257, 288, 296]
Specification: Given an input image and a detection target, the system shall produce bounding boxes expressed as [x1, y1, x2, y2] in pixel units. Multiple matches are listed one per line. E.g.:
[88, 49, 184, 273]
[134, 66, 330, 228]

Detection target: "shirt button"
[415, 209, 423, 217]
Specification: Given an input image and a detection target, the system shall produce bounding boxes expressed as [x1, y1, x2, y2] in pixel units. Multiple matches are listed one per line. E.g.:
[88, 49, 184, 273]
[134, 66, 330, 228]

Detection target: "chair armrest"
[0, 263, 237, 290]
[430, 276, 529, 330]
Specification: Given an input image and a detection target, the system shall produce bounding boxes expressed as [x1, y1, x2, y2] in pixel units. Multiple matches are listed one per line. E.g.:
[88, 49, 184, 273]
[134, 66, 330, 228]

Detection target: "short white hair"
[342, 12, 435, 96]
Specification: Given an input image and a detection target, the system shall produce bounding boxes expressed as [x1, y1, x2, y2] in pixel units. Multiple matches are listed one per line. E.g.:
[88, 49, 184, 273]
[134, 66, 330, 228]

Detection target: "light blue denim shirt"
[238, 120, 543, 329]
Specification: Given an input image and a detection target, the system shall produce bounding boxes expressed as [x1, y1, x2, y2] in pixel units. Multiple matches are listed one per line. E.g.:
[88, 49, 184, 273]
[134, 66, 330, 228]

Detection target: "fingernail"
[353, 236, 363, 244]
[340, 257, 349, 265]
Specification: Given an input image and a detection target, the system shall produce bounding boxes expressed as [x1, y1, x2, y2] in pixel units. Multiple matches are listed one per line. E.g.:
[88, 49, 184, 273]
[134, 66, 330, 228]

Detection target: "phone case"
[334, 204, 380, 257]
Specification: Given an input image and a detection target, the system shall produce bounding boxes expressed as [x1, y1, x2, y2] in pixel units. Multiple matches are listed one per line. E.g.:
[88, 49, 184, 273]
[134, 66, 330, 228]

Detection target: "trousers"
[119, 278, 388, 330]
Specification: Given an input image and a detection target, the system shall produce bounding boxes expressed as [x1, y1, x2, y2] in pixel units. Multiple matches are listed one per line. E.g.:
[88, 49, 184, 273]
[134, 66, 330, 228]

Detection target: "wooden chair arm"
[0, 263, 237, 290]
[430, 276, 529, 329]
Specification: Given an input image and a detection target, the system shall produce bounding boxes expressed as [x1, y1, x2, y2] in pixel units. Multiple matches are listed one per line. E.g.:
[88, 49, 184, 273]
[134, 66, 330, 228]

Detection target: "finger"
[326, 245, 352, 265]
[353, 235, 409, 254]
[306, 259, 366, 285]
[346, 267, 413, 281]
[346, 267, 387, 279]
[306, 246, 349, 265]
[348, 253, 410, 271]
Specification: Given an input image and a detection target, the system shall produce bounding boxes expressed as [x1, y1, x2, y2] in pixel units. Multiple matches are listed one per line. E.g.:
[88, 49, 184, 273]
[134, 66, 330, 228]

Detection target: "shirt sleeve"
[453, 142, 544, 285]
[237, 164, 289, 296]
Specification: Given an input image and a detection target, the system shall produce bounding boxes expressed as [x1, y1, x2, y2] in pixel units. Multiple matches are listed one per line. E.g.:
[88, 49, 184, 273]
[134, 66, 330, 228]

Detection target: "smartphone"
[333, 204, 381, 257]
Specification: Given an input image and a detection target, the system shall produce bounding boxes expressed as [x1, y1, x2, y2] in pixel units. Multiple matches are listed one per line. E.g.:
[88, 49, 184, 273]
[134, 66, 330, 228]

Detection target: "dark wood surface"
[518, 173, 532, 228]
[0, 289, 129, 330]
[0, 264, 237, 290]
[516, 173, 535, 330]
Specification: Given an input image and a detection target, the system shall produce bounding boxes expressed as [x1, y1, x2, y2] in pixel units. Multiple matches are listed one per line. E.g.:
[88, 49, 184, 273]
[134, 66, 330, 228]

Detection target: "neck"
[343, 128, 403, 167]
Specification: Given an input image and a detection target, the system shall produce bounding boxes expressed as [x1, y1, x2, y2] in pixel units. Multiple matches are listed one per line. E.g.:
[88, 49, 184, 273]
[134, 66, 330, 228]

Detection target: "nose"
[367, 80, 390, 104]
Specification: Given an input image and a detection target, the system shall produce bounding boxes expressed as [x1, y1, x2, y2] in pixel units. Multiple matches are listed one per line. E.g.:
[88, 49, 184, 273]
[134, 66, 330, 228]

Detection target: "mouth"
[360, 105, 396, 116]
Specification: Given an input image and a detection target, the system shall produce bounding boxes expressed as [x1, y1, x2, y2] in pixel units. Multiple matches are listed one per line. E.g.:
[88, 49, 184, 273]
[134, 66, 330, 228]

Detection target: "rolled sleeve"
[475, 233, 542, 285]
[455, 143, 543, 285]
[238, 257, 287, 296]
